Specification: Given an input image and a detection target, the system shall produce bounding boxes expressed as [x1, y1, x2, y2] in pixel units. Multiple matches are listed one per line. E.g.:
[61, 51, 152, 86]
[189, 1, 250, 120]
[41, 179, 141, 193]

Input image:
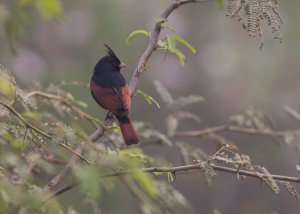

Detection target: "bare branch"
[175, 125, 300, 139]
[48, 162, 300, 200]
[211, 164, 300, 183]
[103, 163, 300, 184]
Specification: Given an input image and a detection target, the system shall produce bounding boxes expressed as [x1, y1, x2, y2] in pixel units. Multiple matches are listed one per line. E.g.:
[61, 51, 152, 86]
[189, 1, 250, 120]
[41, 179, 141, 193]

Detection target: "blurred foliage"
[154, 80, 203, 136]
[1, 60, 299, 213]
[0, 0, 297, 213]
[0, 0, 63, 52]
[215, 0, 225, 9]
[0, 65, 201, 213]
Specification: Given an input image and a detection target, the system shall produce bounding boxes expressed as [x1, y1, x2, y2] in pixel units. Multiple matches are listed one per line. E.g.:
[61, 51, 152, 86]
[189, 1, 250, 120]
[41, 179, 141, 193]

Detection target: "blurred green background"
[1, 0, 300, 213]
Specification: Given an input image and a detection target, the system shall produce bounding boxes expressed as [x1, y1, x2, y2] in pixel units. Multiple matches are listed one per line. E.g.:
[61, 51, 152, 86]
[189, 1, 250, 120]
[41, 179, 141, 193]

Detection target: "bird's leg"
[105, 111, 115, 122]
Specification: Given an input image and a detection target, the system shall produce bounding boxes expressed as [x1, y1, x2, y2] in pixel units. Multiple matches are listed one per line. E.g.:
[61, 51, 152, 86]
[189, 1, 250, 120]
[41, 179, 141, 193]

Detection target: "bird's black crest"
[104, 44, 120, 63]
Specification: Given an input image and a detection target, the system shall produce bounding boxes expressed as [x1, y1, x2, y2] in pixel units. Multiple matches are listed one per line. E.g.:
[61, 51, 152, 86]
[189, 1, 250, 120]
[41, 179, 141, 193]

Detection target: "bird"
[90, 44, 139, 145]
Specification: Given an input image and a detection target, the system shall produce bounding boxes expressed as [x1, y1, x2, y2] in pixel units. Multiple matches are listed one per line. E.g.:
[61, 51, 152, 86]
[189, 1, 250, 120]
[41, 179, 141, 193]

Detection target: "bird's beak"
[119, 62, 127, 69]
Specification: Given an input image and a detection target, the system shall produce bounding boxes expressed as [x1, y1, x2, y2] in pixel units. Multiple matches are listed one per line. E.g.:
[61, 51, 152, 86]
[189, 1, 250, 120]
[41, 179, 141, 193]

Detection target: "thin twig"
[48, 162, 300, 200]
[0, 100, 52, 139]
[37, 182, 79, 210]
[103, 163, 300, 183]
[25, 91, 104, 128]
[43, 128, 106, 191]
[284, 105, 300, 123]
[211, 164, 300, 183]
[52, 183, 78, 198]
[175, 125, 300, 139]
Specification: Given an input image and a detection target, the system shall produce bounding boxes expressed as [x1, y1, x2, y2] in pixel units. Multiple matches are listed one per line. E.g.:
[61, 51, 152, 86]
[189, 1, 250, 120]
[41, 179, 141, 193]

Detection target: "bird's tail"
[116, 115, 139, 145]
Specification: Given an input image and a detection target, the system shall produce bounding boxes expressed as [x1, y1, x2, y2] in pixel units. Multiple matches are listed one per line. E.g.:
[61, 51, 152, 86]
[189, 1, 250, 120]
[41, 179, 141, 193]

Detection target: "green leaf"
[90, 117, 106, 128]
[153, 171, 164, 176]
[76, 100, 88, 108]
[76, 130, 88, 141]
[35, 0, 62, 20]
[137, 90, 160, 109]
[170, 35, 196, 54]
[157, 39, 167, 48]
[132, 171, 158, 197]
[167, 35, 184, 64]
[166, 35, 196, 66]
[122, 148, 153, 165]
[126, 30, 150, 46]
[0, 70, 16, 99]
[74, 166, 101, 199]
[167, 35, 177, 53]
[215, 0, 224, 9]
[66, 92, 74, 101]
[12, 139, 28, 153]
[174, 49, 186, 66]
[21, 111, 41, 121]
[167, 172, 174, 182]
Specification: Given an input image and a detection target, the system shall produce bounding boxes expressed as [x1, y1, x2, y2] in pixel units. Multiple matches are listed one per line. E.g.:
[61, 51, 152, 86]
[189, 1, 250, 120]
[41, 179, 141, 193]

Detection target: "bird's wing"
[90, 81, 131, 113]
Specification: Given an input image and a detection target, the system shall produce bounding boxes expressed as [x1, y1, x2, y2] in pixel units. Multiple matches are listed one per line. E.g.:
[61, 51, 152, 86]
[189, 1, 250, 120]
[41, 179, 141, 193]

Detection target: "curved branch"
[44, 0, 198, 192]
[129, 0, 197, 93]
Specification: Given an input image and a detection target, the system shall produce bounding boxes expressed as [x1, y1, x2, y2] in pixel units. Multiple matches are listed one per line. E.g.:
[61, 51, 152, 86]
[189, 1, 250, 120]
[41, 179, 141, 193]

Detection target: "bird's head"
[94, 44, 126, 74]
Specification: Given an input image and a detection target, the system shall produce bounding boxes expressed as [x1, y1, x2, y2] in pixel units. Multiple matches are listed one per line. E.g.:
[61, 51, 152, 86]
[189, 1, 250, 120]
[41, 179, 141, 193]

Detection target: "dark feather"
[104, 44, 120, 63]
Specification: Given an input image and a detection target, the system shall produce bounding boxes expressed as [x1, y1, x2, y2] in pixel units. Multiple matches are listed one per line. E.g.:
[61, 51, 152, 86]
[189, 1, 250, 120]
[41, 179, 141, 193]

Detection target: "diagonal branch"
[0, 100, 92, 163]
[44, 0, 199, 192]
[128, 0, 197, 94]
[0, 100, 52, 139]
[43, 127, 105, 191]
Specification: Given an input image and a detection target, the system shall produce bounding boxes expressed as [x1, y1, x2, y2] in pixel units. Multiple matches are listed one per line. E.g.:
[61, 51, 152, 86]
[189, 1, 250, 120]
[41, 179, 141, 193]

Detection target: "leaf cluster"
[154, 80, 204, 136]
[0, 66, 198, 213]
